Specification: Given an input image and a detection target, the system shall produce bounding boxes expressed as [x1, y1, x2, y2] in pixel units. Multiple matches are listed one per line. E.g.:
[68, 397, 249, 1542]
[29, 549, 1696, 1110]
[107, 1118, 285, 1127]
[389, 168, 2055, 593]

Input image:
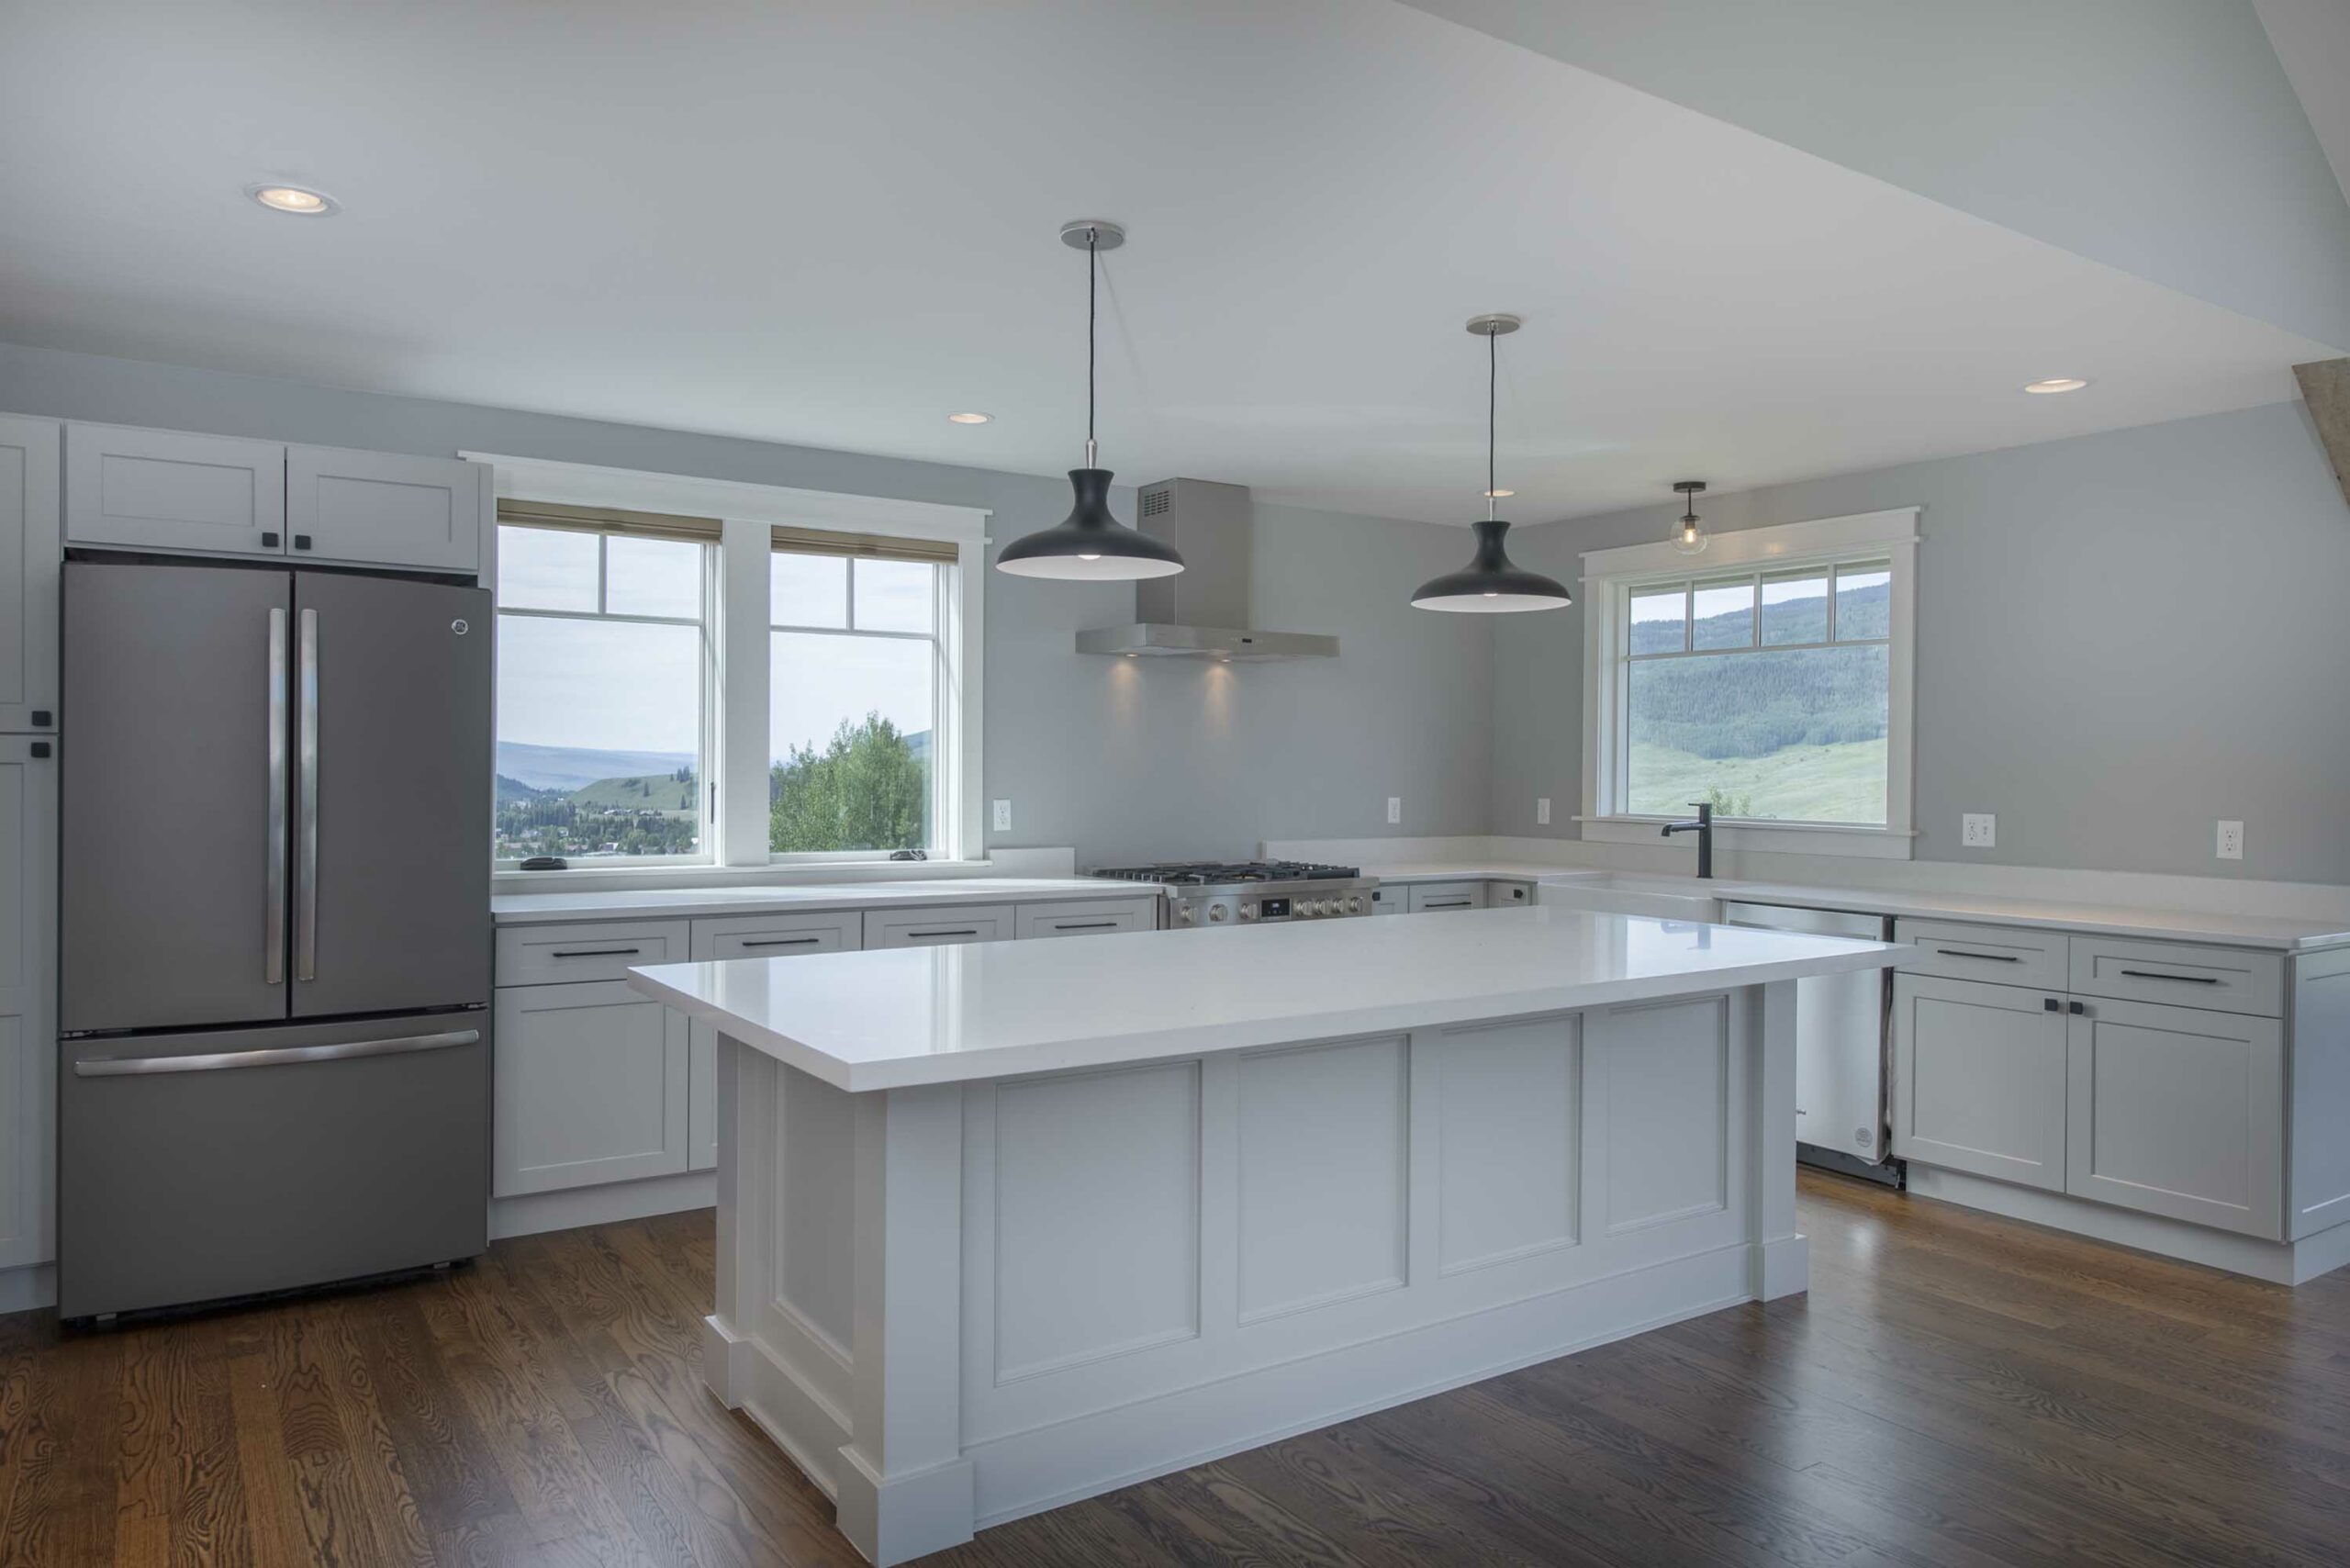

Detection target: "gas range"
[1087, 860, 1381, 928]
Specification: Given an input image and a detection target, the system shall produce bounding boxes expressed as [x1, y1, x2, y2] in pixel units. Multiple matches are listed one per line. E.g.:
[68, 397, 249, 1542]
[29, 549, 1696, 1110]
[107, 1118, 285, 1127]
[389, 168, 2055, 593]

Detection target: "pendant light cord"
[1085, 226, 1099, 467]
[1486, 324, 1497, 521]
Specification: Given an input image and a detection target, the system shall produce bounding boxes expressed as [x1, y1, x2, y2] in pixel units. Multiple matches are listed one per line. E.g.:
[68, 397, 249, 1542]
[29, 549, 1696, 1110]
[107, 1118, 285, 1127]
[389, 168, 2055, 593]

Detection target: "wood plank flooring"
[5, 1171, 2349, 1565]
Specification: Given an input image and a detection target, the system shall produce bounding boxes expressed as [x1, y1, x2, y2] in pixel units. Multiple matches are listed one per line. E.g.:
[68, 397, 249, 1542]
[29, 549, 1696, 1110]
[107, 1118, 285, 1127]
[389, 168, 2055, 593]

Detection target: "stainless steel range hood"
[1074, 478, 1338, 660]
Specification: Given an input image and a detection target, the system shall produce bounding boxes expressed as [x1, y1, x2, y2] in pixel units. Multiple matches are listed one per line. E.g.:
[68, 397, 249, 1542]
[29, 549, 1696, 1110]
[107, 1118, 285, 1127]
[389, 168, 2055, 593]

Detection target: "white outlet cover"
[2218, 820, 2244, 860]
[991, 799, 1012, 833]
[1537, 796, 1551, 825]
[1386, 797, 1402, 824]
[1962, 812, 1996, 848]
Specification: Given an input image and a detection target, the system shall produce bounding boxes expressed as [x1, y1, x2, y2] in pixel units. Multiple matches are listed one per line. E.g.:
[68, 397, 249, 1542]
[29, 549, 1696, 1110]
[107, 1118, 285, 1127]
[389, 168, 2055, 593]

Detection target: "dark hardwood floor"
[5, 1171, 2349, 1566]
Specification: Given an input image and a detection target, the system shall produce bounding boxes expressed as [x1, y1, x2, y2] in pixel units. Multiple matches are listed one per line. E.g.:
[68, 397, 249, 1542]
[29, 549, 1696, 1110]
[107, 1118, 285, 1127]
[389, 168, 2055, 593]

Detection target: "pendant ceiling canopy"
[996, 220, 1186, 582]
[1409, 315, 1572, 614]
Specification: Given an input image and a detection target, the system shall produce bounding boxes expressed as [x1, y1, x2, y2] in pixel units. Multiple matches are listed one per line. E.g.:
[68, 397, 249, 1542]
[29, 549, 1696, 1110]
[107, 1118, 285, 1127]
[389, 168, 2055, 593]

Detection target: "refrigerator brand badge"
[451, 618, 470, 634]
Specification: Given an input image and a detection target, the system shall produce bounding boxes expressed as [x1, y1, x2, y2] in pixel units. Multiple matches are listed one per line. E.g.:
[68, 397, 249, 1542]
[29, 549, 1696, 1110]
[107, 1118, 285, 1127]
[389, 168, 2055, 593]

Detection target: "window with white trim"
[767, 530, 954, 857]
[494, 510, 716, 863]
[1582, 510, 1917, 857]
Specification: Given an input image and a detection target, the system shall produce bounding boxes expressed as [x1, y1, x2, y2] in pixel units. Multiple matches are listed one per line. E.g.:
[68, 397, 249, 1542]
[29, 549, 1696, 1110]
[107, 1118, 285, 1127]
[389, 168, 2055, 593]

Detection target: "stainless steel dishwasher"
[1720, 902, 1900, 1183]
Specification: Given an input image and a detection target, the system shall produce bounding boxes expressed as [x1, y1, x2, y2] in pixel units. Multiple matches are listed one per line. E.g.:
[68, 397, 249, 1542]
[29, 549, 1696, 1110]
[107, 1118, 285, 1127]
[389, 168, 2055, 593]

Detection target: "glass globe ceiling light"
[995, 221, 1186, 581]
[1410, 315, 1572, 613]
[1671, 480, 1708, 555]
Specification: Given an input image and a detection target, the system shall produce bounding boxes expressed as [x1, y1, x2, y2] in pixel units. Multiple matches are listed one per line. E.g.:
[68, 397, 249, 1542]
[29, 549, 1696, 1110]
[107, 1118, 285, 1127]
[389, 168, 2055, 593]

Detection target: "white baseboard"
[0, 1262, 55, 1315]
[489, 1170, 715, 1240]
[1907, 1166, 2350, 1284]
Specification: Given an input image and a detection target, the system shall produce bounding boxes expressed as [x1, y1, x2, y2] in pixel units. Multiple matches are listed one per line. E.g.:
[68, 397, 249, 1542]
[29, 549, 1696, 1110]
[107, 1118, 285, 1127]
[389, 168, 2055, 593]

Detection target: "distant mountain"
[568, 772, 699, 812]
[497, 773, 555, 803]
[498, 742, 696, 792]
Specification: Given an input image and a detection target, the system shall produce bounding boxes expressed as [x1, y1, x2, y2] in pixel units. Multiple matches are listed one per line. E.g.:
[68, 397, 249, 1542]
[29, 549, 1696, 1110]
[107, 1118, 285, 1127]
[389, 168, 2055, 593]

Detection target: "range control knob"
[1238, 903, 1256, 921]
[1208, 904, 1228, 923]
[1313, 900, 1332, 916]
[1176, 904, 1195, 924]
[1347, 895, 1364, 914]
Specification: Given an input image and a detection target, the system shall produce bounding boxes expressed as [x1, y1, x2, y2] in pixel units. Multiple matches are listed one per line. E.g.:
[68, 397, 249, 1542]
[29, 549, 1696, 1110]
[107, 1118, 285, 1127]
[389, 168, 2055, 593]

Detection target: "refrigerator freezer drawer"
[58, 1011, 488, 1319]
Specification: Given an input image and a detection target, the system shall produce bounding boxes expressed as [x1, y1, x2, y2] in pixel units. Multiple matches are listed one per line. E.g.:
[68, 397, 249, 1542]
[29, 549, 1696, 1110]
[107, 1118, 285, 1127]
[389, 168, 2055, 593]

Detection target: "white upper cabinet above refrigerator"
[65, 421, 285, 556]
[0, 415, 61, 734]
[285, 444, 485, 572]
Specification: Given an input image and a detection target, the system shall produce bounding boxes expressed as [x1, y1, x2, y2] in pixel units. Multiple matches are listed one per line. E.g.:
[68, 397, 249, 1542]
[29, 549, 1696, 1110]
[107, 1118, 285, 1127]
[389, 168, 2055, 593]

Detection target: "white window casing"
[1579, 508, 1919, 860]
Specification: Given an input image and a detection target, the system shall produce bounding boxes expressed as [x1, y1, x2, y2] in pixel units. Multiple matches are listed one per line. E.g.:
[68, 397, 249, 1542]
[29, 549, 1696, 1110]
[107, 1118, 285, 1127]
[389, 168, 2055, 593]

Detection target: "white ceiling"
[0, 0, 2334, 525]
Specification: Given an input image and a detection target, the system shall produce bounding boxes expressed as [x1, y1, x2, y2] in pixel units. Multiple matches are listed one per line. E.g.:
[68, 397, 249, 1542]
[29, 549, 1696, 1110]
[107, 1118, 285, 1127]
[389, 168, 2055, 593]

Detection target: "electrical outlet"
[2217, 820, 2244, 860]
[991, 799, 1012, 834]
[1537, 796, 1551, 826]
[1386, 797, 1402, 825]
[1962, 813, 1996, 849]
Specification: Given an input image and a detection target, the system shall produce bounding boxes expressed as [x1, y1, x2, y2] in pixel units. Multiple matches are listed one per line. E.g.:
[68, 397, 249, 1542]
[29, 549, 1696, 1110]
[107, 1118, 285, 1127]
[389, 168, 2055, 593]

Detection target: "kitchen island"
[627, 906, 1907, 1565]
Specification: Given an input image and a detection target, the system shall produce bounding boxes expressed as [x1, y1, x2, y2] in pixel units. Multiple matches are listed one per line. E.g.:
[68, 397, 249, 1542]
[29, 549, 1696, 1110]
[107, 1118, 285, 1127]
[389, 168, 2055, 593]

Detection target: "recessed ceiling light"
[245, 184, 338, 216]
[2022, 377, 2089, 395]
[1484, 487, 1515, 498]
[946, 411, 992, 425]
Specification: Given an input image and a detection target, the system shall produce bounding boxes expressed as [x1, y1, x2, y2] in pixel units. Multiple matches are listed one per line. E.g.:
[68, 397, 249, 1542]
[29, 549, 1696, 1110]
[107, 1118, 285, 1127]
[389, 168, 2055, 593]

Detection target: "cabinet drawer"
[1408, 881, 1486, 913]
[495, 920, 691, 985]
[2067, 936, 2282, 1018]
[1894, 918, 2065, 991]
[689, 911, 861, 960]
[863, 905, 1014, 949]
[1014, 898, 1158, 939]
[66, 422, 285, 555]
[1487, 880, 1535, 907]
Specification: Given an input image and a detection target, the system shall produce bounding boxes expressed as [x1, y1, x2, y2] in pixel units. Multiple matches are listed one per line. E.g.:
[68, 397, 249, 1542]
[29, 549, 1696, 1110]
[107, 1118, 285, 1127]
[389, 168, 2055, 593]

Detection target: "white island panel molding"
[638, 908, 1905, 1565]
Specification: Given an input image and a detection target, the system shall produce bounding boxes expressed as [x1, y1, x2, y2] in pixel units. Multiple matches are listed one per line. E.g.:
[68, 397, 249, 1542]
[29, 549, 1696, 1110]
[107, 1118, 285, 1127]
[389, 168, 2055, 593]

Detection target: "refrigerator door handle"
[265, 607, 288, 986]
[73, 1028, 482, 1078]
[296, 606, 320, 983]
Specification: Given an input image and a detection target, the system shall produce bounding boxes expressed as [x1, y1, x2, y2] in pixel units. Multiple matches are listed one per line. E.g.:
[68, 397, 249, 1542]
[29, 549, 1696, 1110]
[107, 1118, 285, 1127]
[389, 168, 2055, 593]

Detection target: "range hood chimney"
[1073, 478, 1339, 660]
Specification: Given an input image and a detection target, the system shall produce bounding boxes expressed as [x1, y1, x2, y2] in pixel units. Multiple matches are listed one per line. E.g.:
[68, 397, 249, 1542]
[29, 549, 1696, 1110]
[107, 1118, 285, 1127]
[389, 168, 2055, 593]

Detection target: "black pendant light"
[1410, 314, 1572, 613]
[996, 220, 1185, 582]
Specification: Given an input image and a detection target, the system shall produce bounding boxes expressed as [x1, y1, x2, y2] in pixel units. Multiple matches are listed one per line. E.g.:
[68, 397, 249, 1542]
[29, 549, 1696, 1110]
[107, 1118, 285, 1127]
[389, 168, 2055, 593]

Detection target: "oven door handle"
[73, 1029, 481, 1079]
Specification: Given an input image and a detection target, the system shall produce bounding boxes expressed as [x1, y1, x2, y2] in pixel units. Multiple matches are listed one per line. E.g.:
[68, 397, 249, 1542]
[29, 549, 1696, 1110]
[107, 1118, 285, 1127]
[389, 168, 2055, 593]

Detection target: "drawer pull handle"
[76, 1028, 479, 1078]
[2117, 969, 2221, 985]
[1933, 947, 2020, 963]
[1053, 921, 1120, 931]
[909, 928, 979, 939]
[741, 936, 822, 949]
[552, 946, 643, 958]
[1426, 901, 1473, 909]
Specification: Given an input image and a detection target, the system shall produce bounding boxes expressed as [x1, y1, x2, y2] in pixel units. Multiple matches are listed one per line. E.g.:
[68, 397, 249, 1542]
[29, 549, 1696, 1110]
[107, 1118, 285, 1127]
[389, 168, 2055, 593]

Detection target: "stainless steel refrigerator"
[57, 557, 491, 1319]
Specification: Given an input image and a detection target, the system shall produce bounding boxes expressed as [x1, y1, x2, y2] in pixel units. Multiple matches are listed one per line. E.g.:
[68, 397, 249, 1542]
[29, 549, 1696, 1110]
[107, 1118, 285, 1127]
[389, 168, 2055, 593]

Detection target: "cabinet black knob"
[28, 742, 50, 758]
[260, 532, 281, 548]
[2043, 997, 2060, 1012]
[29, 710, 50, 728]
[293, 533, 312, 551]
[2068, 1000, 2087, 1015]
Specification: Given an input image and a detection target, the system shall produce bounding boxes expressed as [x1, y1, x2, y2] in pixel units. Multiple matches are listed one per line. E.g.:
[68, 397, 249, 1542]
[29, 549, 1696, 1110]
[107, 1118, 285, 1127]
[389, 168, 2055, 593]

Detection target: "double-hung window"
[493, 504, 717, 864]
[1582, 509, 1918, 857]
[768, 530, 955, 857]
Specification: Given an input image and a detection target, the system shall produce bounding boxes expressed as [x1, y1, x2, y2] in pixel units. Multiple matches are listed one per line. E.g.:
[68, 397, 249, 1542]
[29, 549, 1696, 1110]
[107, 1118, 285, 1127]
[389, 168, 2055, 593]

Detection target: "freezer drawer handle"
[552, 946, 643, 958]
[2117, 969, 2221, 985]
[74, 1028, 481, 1079]
[1932, 947, 2020, 963]
[908, 928, 979, 938]
[740, 936, 822, 949]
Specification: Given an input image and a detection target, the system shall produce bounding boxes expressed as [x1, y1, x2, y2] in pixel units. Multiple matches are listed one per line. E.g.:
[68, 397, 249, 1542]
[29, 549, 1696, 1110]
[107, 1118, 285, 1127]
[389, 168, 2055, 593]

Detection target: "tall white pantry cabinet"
[0, 414, 62, 1293]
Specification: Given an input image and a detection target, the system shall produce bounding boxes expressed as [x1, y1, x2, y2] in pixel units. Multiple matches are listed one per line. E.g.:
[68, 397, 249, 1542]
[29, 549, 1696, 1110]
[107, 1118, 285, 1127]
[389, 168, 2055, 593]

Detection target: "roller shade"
[496, 498, 722, 543]
[770, 524, 958, 566]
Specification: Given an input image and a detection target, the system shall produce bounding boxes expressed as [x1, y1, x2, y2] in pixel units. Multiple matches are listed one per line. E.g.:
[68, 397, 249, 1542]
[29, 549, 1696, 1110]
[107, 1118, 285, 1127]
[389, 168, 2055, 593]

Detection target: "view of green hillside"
[495, 766, 700, 858]
[1627, 577, 1889, 823]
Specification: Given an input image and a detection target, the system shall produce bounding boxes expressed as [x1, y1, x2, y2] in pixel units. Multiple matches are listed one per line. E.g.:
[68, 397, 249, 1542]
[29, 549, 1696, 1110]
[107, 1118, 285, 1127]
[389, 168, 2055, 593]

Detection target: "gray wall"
[0, 340, 1491, 867]
[1492, 399, 2350, 884]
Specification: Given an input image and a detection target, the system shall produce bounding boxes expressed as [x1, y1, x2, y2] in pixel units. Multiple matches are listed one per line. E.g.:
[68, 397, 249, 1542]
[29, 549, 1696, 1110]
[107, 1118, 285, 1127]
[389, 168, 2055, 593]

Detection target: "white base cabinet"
[494, 980, 689, 1196]
[0, 737, 58, 1271]
[1407, 882, 1485, 913]
[0, 416, 61, 735]
[687, 912, 861, 1171]
[1892, 973, 2068, 1193]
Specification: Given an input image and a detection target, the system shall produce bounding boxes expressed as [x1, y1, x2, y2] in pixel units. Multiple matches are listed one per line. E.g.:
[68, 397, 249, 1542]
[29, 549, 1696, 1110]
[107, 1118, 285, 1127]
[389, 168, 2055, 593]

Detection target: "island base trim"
[1908, 1166, 2350, 1284]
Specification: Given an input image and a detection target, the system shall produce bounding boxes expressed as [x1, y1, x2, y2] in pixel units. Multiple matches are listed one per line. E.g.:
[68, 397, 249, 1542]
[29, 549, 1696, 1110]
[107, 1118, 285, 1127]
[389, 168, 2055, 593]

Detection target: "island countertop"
[626, 904, 1908, 1092]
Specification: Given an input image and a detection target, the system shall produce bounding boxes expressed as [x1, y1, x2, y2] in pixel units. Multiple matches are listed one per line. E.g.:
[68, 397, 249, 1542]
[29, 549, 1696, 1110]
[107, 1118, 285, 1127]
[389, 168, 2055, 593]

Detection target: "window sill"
[1577, 816, 1917, 861]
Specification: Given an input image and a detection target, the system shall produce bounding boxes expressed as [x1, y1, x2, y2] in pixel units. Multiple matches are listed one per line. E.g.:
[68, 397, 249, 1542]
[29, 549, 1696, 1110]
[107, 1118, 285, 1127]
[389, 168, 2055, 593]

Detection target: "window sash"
[1623, 556, 1891, 659]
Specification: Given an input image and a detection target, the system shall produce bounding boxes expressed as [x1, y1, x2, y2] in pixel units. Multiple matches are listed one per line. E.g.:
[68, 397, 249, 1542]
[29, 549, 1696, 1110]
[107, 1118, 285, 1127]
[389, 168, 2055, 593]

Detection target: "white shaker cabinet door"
[493, 980, 689, 1196]
[2065, 999, 2283, 1238]
[0, 416, 61, 734]
[685, 912, 861, 1172]
[65, 422, 285, 556]
[286, 445, 486, 573]
[0, 736, 58, 1270]
[1891, 972, 2068, 1192]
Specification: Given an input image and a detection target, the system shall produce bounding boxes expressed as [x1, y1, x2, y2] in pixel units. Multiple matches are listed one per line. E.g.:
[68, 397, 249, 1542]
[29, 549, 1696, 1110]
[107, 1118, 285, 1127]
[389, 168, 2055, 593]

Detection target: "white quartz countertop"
[493, 877, 1142, 924]
[1362, 862, 2350, 951]
[625, 905, 1908, 1092]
